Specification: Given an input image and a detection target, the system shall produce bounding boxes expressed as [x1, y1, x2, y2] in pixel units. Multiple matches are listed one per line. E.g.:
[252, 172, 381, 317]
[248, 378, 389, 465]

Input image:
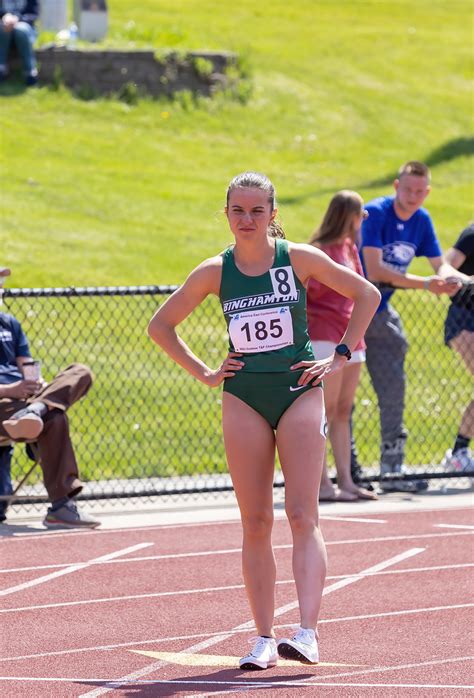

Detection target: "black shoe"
[351, 462, 375, 491]
[25, 73, 38, 87]
[380, 478, 429, 493]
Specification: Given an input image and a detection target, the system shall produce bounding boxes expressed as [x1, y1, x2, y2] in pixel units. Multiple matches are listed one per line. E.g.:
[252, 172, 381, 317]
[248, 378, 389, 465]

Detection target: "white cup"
[22, 360, 41, 381]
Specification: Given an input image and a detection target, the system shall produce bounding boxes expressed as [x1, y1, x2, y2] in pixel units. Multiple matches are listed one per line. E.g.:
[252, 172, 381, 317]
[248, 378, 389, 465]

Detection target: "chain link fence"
[1, 284, 472, 510]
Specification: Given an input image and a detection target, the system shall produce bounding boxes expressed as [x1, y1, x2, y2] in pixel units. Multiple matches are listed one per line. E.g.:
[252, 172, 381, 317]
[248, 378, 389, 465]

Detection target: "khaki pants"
[0, 364, 93, 502]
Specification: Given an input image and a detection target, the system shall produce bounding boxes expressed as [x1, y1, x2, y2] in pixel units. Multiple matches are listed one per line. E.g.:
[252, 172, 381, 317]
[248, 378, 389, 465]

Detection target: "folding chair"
[0, 437, 41, 518]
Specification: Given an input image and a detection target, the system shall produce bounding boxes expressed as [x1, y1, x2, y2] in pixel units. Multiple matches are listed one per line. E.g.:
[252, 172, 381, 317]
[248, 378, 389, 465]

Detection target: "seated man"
[0, 294, 100, 528]
[0, 0, 39, 86]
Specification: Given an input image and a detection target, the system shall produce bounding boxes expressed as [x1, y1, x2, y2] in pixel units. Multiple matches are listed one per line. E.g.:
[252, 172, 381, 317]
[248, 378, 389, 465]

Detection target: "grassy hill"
[1, 1, 472, 483]
[1, 0, 472, 288]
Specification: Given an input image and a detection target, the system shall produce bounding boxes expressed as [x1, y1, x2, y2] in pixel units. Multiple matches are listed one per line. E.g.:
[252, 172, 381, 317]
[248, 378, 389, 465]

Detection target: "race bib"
[229, 306, 294, 353]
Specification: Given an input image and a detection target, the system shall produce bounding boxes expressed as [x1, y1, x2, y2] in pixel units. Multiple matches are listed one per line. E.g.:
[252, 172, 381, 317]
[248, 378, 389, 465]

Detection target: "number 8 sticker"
[269, 266, 297, 299]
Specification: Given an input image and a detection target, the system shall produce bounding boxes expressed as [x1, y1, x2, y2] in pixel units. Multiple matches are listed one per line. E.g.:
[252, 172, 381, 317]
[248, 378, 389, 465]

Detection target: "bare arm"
[0, 356, 41, 399]
[147, 256, 244, 387]
[291, 243, 381, 353]
[363, 247, 462, 294]
[436, 248, 471, 282]
[445, 247, 466, 271]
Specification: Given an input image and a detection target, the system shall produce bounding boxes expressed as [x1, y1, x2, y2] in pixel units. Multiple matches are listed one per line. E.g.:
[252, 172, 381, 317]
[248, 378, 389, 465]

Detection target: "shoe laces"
[64, 499, 79, 514]
[248, 636, 274, 655]
[292, 626, 317, 645]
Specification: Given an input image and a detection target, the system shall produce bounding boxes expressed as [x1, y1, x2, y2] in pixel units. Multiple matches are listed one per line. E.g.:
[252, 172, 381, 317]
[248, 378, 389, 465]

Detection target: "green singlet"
[219, 238, 320, 429]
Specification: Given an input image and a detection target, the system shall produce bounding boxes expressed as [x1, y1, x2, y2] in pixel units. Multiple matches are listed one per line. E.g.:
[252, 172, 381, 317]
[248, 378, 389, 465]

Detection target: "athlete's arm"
[362, 246, 427, 288]
[429, 254, 470, 285]
[445, 247, 467, 271]
[148, 256, 244, 387]
[291, 241, 380, 355]
[362, 247, 461, 294]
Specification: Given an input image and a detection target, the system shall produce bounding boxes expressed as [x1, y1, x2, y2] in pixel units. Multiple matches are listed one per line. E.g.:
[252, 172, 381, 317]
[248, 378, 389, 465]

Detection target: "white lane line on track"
[77, 548, 425, 698]
[319, 516, 387, 524]
[4, 504, 473, 541]
[303, 654, 474, 683]
[1, 676, 473, 691]
[2, 602, 472, 664]
[3, 558, 471, 581]
[5, 558, 473, 616]
[434, 523, 474, 530]
[0, 543, 153, 598]
[1, 529, 471, 575]
[185, 682, 471, 698]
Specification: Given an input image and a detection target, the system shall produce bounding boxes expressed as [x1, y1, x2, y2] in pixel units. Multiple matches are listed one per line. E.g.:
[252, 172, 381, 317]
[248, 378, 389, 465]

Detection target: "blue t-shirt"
[0, 313, 31, 384]
[361, 195, 442, 312]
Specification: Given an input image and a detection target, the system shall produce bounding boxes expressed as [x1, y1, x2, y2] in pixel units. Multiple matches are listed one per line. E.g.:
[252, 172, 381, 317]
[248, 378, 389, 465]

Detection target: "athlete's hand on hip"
[204, 352, 244, 388]
[290, 356, 337, 386]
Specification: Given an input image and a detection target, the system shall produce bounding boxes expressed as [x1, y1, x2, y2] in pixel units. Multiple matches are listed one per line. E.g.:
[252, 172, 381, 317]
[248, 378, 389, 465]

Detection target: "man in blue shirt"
[0, 270, 100, 527]
[360, 161, 461, 492]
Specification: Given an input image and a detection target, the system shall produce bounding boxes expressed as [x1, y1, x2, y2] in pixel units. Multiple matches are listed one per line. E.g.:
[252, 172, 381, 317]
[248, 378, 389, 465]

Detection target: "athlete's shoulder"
[287, 240, 327, 260]
[182, 254, 223, 296]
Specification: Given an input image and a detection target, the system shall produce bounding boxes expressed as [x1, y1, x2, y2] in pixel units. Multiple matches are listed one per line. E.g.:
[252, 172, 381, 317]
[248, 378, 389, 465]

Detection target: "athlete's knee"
[63, 363, 94, 391]
[241, 511, 273, 539]
[285, 506, 316, 536]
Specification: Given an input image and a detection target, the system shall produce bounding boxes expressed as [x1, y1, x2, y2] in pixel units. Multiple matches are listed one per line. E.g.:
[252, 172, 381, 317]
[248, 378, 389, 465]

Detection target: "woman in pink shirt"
[307, 191, 377, 501]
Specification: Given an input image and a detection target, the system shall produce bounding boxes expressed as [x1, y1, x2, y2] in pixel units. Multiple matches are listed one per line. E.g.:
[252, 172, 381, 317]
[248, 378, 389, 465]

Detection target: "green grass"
[1, 1, 473, 483]
[1, 0, 472, 288]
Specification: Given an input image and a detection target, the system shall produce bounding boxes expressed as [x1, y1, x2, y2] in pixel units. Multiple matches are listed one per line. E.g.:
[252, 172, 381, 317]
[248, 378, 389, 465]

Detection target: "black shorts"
[445, 303, 474, 345]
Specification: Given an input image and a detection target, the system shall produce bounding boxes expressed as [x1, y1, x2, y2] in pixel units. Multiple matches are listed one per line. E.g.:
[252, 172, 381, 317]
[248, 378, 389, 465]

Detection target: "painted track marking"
[129, 650, 361, 668]
[434, 523, 474, 530]
[0, 543, 153, 597]
[77, 548, 425, 697]
[2, 602, 472, 664]
[319, 516, 386, 524]
[7, 558, 474, 616]
[1, 671, 473, 691]
[1, 529, 472, 576]
[3, 504, 473, 541]
[1, 557, 471, 582]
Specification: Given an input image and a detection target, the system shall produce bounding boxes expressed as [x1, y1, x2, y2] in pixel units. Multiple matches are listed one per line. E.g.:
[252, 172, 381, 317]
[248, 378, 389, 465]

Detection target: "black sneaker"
[351, 462, 375, 491]
[379, 472, 429, 493]
[43, 500, 100, 529]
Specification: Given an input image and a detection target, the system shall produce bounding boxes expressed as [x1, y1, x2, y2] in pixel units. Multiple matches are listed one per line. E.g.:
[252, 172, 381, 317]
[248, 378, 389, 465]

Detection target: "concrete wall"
[35, 46, 237, 97]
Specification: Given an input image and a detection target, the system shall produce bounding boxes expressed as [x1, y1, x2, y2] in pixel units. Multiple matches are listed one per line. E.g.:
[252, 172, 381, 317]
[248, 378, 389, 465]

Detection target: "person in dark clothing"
[0, 0, 39, 85]
[441, 224, 474, 473]
[0, 278, 100, 528]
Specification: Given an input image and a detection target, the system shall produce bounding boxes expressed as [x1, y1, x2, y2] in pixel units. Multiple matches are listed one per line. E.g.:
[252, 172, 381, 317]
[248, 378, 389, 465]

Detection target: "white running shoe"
[442, 448, 473, 473]
[239, 636, 278, 670]
[277, 627, 319, 664]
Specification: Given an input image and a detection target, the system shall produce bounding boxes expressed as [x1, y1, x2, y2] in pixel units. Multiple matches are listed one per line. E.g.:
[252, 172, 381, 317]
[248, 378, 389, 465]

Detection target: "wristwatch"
[335, 343, 352, 361]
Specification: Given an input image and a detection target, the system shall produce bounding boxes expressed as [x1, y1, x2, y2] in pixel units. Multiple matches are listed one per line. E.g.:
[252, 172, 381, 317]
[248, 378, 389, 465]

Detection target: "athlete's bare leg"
[222, 392, 277, 637]
[276, 388, 327, 628]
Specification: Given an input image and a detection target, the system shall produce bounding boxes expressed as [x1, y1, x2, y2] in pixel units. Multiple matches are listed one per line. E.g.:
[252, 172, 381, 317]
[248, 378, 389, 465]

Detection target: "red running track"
[0, 505, 473, 697]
